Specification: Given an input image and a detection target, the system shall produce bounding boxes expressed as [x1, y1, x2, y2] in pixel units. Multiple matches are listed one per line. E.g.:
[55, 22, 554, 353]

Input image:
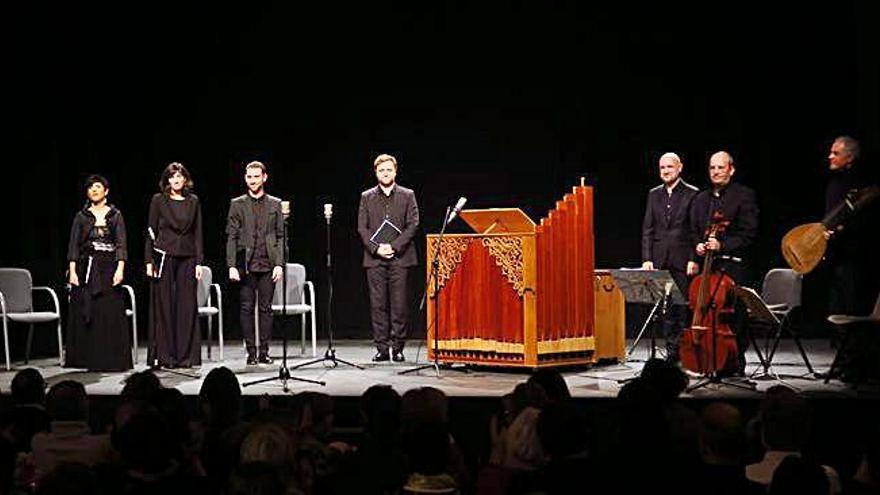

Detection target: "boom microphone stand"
[290, 204, 363, 371]
[244, 200, 325, 390]
[625, 280, 670, 361]
[400, 199, 470, 377]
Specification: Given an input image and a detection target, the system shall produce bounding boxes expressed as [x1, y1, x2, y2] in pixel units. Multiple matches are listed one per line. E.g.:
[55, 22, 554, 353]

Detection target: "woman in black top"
[66, 175, 132, 371]
[146, 162, 204, 368]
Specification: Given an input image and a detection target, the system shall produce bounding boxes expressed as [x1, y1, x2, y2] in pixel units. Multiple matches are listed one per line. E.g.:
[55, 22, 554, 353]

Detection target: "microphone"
[447, 197, 467, 222]
[323, 203, 333, 223]
[281, 201, 291, 218]
[661, 281, 673, 315]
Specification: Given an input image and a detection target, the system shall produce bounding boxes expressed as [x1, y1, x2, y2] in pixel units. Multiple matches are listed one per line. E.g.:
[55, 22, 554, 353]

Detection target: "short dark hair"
[46, 380, 88, 421]
[11, 368, 46, 405]
[83, 174, 109, 193]
[159, 162, 194, 194]
[245, 160, 267, 173]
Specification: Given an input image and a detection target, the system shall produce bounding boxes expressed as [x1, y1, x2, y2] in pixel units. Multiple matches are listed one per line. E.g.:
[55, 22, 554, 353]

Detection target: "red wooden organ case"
[426, 183, 625, 368]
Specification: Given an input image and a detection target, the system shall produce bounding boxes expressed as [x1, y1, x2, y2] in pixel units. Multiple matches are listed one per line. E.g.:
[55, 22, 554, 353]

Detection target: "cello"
[680, 212, 739, 375]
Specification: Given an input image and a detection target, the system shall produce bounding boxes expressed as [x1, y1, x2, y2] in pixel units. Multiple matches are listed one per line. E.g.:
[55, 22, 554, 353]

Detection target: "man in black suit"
[689, 151, 760, 375]
[357, 154, 420, 362]
[226, 161, 284, 365]
[641, 152, 699, 362]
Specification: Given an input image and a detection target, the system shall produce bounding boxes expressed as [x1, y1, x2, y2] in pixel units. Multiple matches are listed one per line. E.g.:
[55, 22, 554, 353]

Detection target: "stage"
[0, 338, 866, 400]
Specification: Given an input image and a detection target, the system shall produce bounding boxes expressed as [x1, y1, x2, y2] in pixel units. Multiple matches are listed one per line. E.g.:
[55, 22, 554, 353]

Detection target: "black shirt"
[248, 195, 272, 273]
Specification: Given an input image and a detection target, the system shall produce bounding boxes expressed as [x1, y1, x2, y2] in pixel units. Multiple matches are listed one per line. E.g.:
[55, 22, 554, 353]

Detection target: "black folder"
[147, 227, 167, 278]
[370, 219, 402, 245]
[151, 247, 167, 278]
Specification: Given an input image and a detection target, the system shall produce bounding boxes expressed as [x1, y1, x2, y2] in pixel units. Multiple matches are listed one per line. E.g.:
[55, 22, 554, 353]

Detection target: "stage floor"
[0, 339, 867, 400]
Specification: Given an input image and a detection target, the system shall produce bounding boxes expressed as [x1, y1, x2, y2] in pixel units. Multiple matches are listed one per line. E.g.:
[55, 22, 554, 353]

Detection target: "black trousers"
[366, 263, 410, 353]
[240, 270, 274, 356]
[829, 258, 859, 315]
[150, 256, 200, 367]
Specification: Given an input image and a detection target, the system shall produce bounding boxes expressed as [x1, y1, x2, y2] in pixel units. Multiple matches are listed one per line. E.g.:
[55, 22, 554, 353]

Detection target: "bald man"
[641, 152, 698, 362]
[689, 151, 759, 285]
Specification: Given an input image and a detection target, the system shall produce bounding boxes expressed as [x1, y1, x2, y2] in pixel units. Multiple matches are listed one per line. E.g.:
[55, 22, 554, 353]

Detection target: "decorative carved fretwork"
[428, 237, 472, 296]
[482, 236, 525, 295]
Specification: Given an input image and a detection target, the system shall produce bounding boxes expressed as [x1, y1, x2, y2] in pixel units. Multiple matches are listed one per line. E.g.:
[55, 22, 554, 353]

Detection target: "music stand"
[610, 269, 685, 362]
[732, 286, 815, 384]
[578, 269, 682, 383]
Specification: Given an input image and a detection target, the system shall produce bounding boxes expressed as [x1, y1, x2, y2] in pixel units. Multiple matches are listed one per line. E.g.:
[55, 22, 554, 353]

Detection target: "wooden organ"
[426, 183, 625, 368]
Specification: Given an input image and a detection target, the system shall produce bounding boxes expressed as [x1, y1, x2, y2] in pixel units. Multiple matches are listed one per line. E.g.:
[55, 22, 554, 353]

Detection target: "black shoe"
[392, 351, 405, 362]
[258, 354, 274, 365]
[815, 371, 838, 380]
[246, 355, 258, 366]
[372, 352, 390, 362]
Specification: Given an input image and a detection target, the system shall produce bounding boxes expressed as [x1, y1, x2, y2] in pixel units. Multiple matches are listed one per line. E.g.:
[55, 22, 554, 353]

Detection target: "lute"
[781, 185, 879, 274]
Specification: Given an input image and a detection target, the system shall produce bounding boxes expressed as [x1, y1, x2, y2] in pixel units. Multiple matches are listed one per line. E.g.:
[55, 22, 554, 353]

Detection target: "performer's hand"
[229, 267, 240, 282]
[272, 266, 283, 283]
[641, 261, 655, 270]
[687, 261, 699, 276]
[145, 263, 155, 278]
[112, 267, 124, 286]
[696, 243, 706, 256]
[706, 237, 722, 252]
[378, 243, 394, 258]
[68, 271, 80, 287]
[195, 265, 203, 281]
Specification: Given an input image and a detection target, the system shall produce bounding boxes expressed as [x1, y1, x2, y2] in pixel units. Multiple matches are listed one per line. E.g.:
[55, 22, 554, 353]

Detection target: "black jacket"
[144, 193, 204, 264]
[689, 182, 759, 278]
[641, 180, 698, 271]
[225, 193, 284, 269]
[357, 185, 420, 268]
[67, 205, 127, 262]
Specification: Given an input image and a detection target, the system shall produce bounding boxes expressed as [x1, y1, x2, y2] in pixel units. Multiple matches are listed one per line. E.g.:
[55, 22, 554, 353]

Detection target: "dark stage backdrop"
[5, 2, 878, 357]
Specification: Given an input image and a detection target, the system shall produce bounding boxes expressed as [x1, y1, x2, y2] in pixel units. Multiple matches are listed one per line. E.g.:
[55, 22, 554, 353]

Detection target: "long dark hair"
[159, 162, 194, 195]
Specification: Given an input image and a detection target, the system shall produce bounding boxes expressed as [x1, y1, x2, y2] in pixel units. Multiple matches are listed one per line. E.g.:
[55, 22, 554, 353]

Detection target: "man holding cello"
[687, 151, 760, 376]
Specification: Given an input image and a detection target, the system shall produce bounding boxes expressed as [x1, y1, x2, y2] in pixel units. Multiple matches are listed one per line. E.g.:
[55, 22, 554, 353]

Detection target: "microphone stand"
[611, 281, 668, 384]
[625, 280, 663, 361]
[400, 205, 469, 377]
[290, 205, 363, 371]
[651, 284, 672, 361]
[244, 202, 325, 390]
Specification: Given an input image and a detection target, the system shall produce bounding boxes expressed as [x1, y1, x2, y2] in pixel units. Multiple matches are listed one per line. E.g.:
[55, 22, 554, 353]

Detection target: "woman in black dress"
[66, 175, 132, 371]
[146, 162, 204, 369]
